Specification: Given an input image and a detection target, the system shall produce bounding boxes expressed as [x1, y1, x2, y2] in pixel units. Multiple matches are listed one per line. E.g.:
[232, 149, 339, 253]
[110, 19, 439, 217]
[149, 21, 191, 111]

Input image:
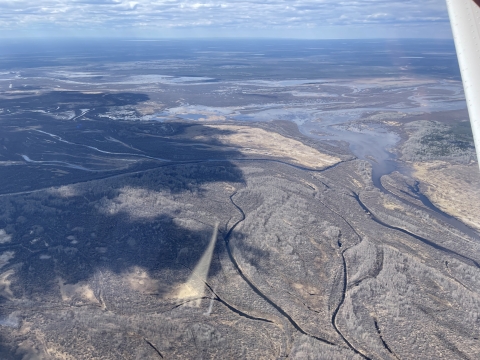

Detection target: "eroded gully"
[10, 129, 479, 359]
[2, 153, 374, 357]
[224, 192, 340, 356]
[351, 192, 480, 270]
[316, 195, 373, 360]
[9, 138, 475, 358]
[224, 184, 379, 359]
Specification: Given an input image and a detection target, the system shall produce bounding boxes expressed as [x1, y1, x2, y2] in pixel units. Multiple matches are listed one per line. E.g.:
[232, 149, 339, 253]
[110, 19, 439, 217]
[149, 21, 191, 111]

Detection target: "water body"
[308, 119, 480, 239]
[324, 124, 480, 239]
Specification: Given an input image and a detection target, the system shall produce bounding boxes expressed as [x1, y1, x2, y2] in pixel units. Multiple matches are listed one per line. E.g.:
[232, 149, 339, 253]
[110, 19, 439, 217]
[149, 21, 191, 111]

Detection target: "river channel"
[302, 114, 480, 241]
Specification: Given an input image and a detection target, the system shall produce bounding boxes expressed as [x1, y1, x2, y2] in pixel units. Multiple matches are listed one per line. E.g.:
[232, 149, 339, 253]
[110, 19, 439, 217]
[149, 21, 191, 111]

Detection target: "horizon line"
[0, 37, 455, 41]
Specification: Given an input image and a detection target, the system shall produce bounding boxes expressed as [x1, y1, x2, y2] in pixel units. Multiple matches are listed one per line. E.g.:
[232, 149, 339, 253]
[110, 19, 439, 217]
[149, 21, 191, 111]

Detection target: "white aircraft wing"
[446, 0, 480, 166]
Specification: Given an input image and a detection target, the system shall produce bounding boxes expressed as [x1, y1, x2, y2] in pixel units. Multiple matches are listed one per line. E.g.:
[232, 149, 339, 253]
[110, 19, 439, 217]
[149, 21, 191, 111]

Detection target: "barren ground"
[183, 124, 341, 169]
[413, 161, 480, 231]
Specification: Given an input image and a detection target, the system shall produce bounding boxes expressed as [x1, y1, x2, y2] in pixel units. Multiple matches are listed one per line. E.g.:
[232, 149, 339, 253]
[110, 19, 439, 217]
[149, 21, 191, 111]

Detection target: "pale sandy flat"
[0, 229, 11, 244]
[343, 77, 440, 89]
[0, 270, 15, 300]
[413, 161, 480, 231]
[57, 277, 98, 304]
[185, 124, 341, 169]
[0, 251, 14, 269]
[124, 267, 161, 295]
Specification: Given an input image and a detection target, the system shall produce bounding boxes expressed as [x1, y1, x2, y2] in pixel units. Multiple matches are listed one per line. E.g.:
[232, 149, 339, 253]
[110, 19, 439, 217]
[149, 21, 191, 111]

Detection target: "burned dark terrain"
[0, 39, 479, 359]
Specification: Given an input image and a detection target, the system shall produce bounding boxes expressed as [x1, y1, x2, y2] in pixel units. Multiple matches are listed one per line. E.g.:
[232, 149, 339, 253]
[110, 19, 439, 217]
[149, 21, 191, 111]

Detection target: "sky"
[0, 0, 453, 39]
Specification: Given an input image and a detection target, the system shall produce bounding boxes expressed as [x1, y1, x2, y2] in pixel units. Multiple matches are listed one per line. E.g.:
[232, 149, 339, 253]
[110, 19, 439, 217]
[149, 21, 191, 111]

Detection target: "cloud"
[0, 0, 451, 38]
